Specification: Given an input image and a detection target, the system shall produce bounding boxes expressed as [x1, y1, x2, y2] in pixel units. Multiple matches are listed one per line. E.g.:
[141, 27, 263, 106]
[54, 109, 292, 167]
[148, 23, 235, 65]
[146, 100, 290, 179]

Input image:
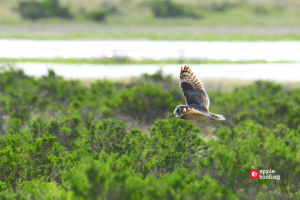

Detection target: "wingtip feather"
[215, 114, 226, 121]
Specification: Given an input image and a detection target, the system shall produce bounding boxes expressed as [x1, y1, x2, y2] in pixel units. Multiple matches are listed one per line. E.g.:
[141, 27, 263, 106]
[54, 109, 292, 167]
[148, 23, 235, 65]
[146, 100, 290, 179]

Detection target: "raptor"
[174, 65, 225, 121]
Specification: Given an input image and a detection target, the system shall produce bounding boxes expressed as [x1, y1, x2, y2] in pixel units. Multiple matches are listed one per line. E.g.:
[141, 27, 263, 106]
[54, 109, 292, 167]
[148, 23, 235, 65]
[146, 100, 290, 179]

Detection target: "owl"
[174, 65, 225, 121]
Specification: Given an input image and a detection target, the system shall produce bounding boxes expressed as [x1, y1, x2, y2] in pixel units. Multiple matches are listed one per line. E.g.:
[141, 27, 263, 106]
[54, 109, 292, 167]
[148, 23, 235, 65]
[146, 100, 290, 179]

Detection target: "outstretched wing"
[181, 108, 225, 121]
[181, 108, 209, 120]
[180, 65, 210, 111]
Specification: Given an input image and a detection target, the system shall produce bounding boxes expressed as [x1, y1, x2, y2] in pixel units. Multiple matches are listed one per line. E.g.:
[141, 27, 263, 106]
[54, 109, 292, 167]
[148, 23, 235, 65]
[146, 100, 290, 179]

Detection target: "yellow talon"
[183, 108, 186, 113]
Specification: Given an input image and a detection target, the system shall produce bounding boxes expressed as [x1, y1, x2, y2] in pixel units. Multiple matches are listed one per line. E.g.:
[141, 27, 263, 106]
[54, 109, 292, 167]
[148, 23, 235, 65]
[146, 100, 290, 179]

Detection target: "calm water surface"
[1, 40, 300, 62]
[11, 62, 300, 81]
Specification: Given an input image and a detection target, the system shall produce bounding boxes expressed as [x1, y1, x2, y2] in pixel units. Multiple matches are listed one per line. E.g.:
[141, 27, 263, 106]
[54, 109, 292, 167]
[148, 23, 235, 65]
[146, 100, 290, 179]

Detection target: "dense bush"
[17, 0, 72, 20]
[209, 122, 300, 199]
[85, 9, 106, 22]
[63, 154, 236, 200]
[209, 81, 300, 129]
[209, 2, 237, 13]
[84, 2, 121, 22]
[0, 67, 299, 199]
[148, 0, 200, 18]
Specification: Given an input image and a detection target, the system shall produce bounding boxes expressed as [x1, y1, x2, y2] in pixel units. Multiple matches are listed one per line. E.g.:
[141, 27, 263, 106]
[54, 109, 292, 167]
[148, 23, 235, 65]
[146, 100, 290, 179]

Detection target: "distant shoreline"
[1, 25, 300, 41]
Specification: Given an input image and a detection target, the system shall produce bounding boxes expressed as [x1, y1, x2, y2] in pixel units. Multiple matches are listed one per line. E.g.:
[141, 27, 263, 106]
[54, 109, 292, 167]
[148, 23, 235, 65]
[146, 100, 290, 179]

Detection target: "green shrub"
[141, 120, 205, 177]
[84, 2, 121, 22]
[86, 118, 206, 177]
[17, 0, 72, 20]
[0, 180, 71, 199]
[86, 9, 106, 22]
[207, 122, 300, 199]
[148, 0, 200, 18]
[0, 128, 64, 190]
[0, 66, 299, 199]
[117, 84, 175, 124]
[63, 153, 236, 200]
[87, 119, 146, 157]
[209, 81, 300, 129]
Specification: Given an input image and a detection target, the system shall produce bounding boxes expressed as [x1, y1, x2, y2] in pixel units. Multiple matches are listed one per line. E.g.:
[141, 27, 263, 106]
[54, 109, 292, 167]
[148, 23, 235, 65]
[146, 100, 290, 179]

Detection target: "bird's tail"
[209, 113, 225, 121]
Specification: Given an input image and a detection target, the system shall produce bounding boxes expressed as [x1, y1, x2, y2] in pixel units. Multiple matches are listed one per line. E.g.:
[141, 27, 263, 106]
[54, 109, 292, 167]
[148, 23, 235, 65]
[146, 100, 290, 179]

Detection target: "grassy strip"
[0, 58, 293, 65]
[2, 2, 300, 27]
[1, 31, 300, 41]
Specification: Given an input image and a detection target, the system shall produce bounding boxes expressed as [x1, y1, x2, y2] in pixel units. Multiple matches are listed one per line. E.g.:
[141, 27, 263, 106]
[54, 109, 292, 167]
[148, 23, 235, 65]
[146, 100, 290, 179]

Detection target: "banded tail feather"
[209, 113, 225, 121]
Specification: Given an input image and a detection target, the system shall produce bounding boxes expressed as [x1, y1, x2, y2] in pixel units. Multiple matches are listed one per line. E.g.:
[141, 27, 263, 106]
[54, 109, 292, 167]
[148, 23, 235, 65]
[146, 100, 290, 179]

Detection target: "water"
[12, 62, 300, 81]
[1, 40, 299, 81]
[1, 40, 300, 61]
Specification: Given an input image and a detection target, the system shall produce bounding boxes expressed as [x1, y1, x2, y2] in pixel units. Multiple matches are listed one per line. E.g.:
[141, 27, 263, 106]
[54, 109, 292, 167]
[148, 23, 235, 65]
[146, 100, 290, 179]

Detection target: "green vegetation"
[2, 30, 300, 41]
[0, 58, 292, 65]
[1, 0, 300, 40]
[83, 2, 121, 22]
[0, 65, 300, 199]
[85, 9, 106, 22]
[16, 0, 72, 20]
[2, 0, 300, 26]
[147, 0, 200, 19]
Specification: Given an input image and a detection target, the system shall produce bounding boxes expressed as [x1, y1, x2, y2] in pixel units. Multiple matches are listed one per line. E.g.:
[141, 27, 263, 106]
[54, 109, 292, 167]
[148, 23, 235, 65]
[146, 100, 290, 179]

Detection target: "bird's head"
[174, 105, 187, 118]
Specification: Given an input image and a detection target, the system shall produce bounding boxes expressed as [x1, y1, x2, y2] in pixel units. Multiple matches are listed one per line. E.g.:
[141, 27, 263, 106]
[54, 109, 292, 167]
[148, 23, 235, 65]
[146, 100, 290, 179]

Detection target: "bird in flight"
[174, 65, 225, 121]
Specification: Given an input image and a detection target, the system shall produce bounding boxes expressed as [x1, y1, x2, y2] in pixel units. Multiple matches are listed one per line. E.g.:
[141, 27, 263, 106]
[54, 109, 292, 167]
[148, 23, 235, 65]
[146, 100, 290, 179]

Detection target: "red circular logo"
[250, 169, 259, 179]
